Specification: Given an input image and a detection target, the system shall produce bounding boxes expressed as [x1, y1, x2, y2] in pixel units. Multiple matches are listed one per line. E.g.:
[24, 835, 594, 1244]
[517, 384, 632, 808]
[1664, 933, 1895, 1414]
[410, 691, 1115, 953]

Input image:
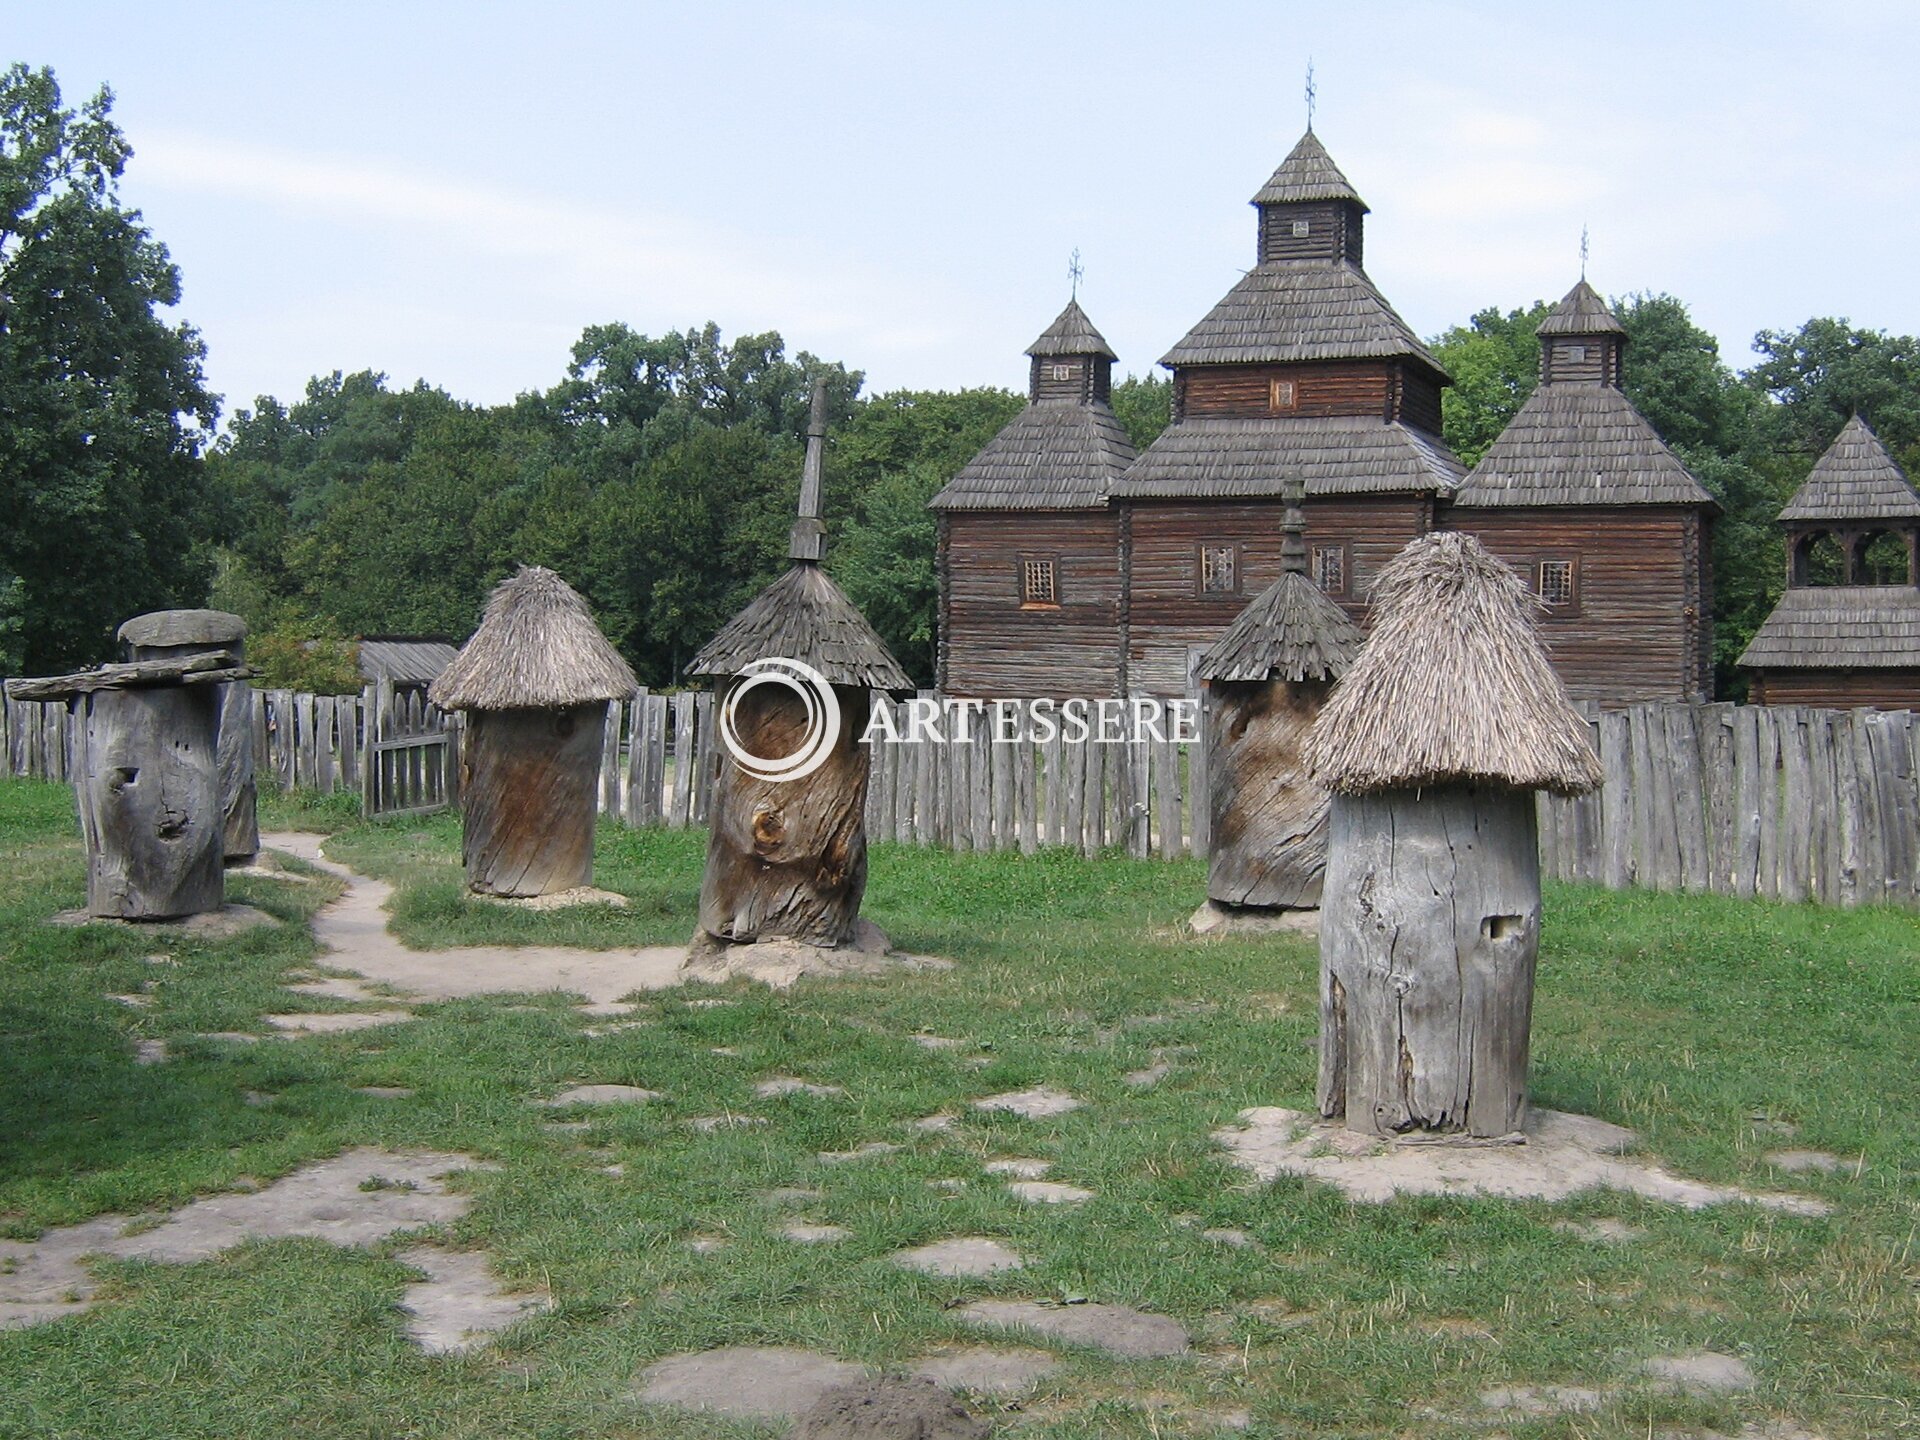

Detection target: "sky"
[15, 2, 1920, 422]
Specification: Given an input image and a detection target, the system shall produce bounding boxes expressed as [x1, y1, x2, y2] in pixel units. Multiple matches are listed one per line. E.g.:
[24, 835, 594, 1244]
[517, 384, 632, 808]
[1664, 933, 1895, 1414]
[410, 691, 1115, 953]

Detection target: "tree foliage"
[0, 64, 217, 673]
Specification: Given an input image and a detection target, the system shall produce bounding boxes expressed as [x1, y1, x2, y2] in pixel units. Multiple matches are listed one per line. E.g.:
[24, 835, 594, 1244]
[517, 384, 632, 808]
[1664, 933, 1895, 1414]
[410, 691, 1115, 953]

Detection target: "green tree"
[1110, 372, 1172, 452]
[0, 65, 218, 672]
[1430, 301, 1551, 467]
[1745, 317, 1920, 472]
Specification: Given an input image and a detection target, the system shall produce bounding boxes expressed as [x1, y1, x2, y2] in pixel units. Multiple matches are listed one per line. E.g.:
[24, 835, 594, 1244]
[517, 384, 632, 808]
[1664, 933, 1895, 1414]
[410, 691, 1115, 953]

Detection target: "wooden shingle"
[1777, 415, 1920, 523]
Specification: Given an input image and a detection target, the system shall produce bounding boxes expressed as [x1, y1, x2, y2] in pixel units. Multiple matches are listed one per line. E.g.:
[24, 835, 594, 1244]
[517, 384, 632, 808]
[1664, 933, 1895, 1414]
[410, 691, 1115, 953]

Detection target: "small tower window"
[1565, 345, 1587, 364]
[1269, 379, 1297, 411]
[1049, 363, 1073, 382]
[1312, 543, 1348, 596]
[1291, 220, 1310, 237]
[1199, 545, 1238, 595]
[1537, 559, 1578, 612]
[1021, 557, 1058, 606]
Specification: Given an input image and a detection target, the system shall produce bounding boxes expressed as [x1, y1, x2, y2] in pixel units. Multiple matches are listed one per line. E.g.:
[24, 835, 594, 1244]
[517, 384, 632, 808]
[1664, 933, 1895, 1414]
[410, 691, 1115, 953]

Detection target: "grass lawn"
[0, 777, 1915, 1439]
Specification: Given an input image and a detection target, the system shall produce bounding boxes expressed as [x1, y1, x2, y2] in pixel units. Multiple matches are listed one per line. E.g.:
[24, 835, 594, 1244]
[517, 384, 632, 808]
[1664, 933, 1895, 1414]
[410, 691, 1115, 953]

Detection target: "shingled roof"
[688, 563, 911, 690]
[930, 402, 1135, 510]
[1113, 415, 1463, 500]
[1251, 130, 1368, 210]
[1452, 385, 1716, 508]
[1738, 585, 1920, 669]
[1195, 571, 1362, 683]
[1777, 415, 1920, 523]
[1026, 298, 1117, 360]
[1536, 278, 1627, 336]
[1159, 261, 1444, 373]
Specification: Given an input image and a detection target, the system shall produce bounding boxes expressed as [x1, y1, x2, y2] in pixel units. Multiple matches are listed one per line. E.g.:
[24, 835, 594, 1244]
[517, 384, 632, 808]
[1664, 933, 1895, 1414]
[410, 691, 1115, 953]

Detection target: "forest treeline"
[9, 63, 1920, 695]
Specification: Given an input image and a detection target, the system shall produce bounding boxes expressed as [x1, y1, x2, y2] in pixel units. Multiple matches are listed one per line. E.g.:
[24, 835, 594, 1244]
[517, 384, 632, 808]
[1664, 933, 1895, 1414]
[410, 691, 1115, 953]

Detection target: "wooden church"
[1740, 415, 1920, 707]
[935, 128, 1718, 706]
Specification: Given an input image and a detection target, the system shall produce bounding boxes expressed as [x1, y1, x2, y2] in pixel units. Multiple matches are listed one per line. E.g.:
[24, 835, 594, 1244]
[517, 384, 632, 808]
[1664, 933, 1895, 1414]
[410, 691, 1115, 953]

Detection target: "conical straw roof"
[429, 565, 636, 711]
[1305, 533, 1601, 796]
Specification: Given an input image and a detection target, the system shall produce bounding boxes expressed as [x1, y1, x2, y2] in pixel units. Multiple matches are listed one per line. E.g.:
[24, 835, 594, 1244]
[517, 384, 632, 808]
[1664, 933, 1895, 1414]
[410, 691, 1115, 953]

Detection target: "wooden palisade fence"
[7, 688, 1920, 909]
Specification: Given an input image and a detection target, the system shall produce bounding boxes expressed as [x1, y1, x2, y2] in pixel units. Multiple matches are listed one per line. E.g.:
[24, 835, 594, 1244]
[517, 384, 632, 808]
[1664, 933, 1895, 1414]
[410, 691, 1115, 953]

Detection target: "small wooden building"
[691, 383, 912, 951]
[1740, 415, 1920, 707]
[1445, 280, 1718, 704]
[1306, 533, 1600, 1137]
[429, 567, 637, 897]
[1194, 479, 1361, 912]
[118, 609, 257, 864]
[932, 299, 1136, 697]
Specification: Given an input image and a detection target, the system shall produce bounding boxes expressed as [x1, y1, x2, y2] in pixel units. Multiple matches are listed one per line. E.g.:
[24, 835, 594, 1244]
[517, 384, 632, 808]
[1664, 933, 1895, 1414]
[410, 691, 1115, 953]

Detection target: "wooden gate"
[361, 680, 460, 819]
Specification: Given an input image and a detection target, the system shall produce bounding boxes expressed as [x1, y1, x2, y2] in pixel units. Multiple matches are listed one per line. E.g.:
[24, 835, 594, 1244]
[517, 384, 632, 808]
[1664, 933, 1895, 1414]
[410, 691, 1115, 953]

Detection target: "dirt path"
[264, 832, 688, 1004]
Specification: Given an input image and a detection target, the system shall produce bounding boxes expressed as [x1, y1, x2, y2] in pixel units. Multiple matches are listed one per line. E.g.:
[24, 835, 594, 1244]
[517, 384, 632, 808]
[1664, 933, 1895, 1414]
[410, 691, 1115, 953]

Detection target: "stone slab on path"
[891, 1237, 1026, 1277]
[1215, 1107, 1829, 1215]
[538, 1085, 663, 1107]
[266, 1010, 415, 1035]
[953, 1299, 1190, 1359]
[0, 1148, 491, 1330]
[973, 1087, 1081, 1119]
[1007, 1180, 1094, 1206]
[636, 1345, 867, 1421]
[262, 833, 687, 1005]
[395, 1246, 547, 1354]
[912, 1346, 1060, 1396]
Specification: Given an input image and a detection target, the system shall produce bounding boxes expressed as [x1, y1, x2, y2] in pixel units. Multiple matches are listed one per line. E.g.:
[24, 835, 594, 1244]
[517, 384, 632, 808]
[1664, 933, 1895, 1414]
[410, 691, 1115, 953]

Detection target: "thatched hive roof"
[1738, 585, 1920, 670]
[1195, 572, 1362, 683]
[1113, 415, 1463, 500]
[1159, 261, 1445, 373]
[429, 566, 636, 711]
[1777, 415, 1920, 523]
[688, 563, 912, 691]
[1251, 130, 1368, 210]
[1026, 299, 1116, 360]
[1305, 533, 1602, 796]
[930, 401, 1135, 509]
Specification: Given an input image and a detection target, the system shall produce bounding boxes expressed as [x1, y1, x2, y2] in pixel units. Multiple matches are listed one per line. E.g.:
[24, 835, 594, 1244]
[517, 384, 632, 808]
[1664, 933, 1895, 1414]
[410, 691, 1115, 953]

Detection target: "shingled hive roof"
[1026, 299, 1117, 360]
[430, 566, 637, 711]
[1195, 572, 1363, 683]
[688, 563, 912, 690]
[1305, 533, 1602, 796]
[1113, 415, 1463, 500]
[1535, 278, 1627, 336]
[1738, 585, 1920, 670]
[1250, 130, 1368, 210]
[1452, 385, 1717, 508]
[1160, 262, 1445, 373]
[1777, 415, 1920, 523]
[930, 403, 1136, 509]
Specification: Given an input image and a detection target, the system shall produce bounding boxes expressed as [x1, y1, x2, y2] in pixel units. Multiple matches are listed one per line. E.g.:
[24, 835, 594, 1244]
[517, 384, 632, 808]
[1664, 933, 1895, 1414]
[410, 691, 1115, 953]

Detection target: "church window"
[1021, 557, 1058, 606]
[1537, 558, 1578, 611]
[1292, 219, 1310, 237]
[1312, 543, 1348, 596]
[1199, 545, 1238, 594]
[1565, 344, 1587, 363]
[1049, 363, 1073, 382]
[1269, 379, 1297, 411]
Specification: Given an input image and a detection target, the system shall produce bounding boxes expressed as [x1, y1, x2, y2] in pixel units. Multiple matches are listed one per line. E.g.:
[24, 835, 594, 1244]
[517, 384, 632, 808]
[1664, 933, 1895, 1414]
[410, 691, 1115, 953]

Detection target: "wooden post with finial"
[688, 378, 912, 959]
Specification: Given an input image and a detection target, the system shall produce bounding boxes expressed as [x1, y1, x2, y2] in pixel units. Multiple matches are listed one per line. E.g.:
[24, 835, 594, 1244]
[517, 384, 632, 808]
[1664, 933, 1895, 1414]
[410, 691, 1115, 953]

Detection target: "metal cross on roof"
[1068, 248, 1083, 300]
[1305, 59, 1316, 130]
[1580, 224, 1590, 279]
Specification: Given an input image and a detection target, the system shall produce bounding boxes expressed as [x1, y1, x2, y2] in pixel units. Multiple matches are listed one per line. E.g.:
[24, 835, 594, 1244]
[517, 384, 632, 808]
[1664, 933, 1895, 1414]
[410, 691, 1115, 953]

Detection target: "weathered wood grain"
[1318, 785, 1540, 1137]
[462, 703, 605, 897]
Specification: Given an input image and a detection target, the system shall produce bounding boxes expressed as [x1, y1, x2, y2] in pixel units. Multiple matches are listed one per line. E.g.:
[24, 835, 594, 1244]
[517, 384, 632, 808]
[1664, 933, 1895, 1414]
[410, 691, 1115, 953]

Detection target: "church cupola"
[1535, 279, 1627, 388]
[1251, 129, 1368, 267]
[1026, 298, 1117, 404]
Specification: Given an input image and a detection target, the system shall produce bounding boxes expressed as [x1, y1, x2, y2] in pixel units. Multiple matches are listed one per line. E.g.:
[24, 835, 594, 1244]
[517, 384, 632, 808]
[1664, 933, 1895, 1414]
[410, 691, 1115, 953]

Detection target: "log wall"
[1124, 495, 1432, 696]
[940, 509, 1124, 697]
[1441, 506, 1710, 704]
[1747, 668, 1920, 710]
